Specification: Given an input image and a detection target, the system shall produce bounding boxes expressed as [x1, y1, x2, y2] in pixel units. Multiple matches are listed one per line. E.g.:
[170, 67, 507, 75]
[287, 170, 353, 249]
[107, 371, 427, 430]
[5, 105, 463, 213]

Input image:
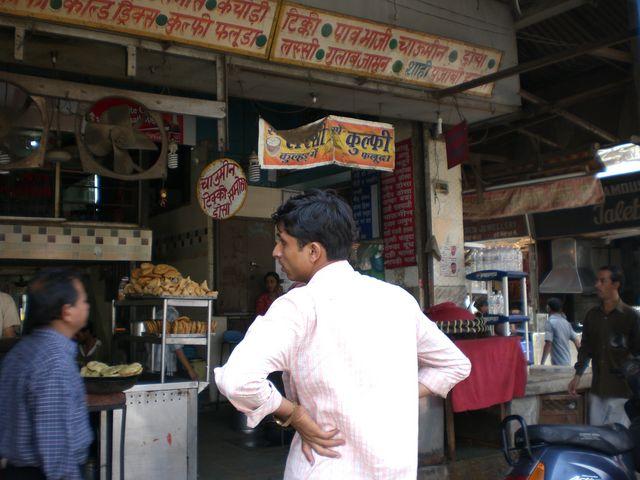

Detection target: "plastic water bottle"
[495, 291, 504, 316]
[488, 291, 496, 315]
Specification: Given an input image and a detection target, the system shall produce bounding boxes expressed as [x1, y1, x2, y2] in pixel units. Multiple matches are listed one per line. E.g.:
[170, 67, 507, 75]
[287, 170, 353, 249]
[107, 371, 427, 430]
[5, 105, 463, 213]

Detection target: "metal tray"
[84, 374, 141, 394]
[123, 294, 218, 300]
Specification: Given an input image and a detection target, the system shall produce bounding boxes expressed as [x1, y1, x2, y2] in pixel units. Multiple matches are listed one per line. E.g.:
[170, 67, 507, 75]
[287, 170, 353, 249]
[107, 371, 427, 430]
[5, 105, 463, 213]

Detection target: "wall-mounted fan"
[0, 80, 50, 170]
[75, 97, 167, 181]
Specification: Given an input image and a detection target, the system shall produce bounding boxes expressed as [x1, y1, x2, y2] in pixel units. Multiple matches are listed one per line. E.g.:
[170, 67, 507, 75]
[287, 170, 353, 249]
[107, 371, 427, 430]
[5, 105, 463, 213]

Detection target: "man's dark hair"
[474, 298, 488, 309]
[547, 297, 563, 313]
[272, 189, 356, 260]
[23, 268, 83, 334]
[599, 265, 624, 291]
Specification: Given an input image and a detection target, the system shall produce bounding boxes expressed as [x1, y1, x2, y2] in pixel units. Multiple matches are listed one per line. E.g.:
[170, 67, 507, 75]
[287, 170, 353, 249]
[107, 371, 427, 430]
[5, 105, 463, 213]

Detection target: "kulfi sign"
[197, 159, 247, 219]
[258, 116, 395, 172]
[269, 2, 503, 96]
[0, 0, 278, 58]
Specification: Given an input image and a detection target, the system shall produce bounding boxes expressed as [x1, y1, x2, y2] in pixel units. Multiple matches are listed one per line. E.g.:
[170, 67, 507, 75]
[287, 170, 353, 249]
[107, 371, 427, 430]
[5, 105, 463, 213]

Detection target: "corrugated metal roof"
[516, 0, 631, 88]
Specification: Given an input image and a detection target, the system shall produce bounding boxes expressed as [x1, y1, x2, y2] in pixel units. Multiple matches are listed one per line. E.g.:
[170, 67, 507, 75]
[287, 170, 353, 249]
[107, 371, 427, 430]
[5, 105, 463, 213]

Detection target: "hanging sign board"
[381, 138, 416, 269]
[533, 173, 640, 238]
[197, 158, 247, 219]
[258, 115, 395, 172]
[0, 0, 278, 58]
[463, 175, 605, 221]
[269, 2, 503, 97]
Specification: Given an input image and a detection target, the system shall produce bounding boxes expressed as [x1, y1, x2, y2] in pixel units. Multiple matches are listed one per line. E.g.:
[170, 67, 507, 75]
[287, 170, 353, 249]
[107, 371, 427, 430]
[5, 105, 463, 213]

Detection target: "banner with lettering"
[270, 2, 503, 97]
[0, 0, 278, 58]
[258, 115, 395, 172]
[463, 176, 605, 221]
[533, 173, 640, 238]
[197, 158, 247, 219]
[381, 138, 416, 269]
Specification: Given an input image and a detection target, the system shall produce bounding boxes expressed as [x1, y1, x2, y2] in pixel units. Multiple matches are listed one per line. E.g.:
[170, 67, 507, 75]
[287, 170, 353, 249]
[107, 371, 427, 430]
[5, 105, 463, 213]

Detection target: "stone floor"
[198, 403, 510, 479]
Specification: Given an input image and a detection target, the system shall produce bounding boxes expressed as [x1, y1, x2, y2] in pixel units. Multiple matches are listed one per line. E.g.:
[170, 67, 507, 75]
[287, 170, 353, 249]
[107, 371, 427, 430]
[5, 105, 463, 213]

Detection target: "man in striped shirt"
[0, 269, 92, 480]
[216, 190, 471, 479]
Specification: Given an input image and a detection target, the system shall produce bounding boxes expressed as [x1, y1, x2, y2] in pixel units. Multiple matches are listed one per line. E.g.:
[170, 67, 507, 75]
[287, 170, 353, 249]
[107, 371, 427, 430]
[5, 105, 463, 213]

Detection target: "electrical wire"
[251, 100, 310, 115]
[412, 0, 513, 32]
[382, 0, 513, 37]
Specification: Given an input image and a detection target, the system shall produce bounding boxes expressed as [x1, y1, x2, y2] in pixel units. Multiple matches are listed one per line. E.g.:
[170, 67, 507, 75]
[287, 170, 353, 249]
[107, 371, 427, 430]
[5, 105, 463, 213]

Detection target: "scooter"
[501, 359, 640, 480]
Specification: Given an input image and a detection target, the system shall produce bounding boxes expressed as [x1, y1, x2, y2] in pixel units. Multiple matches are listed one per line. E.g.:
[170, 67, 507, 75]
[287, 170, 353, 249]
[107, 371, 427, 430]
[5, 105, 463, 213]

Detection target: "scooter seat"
[521, 423, 634, 456]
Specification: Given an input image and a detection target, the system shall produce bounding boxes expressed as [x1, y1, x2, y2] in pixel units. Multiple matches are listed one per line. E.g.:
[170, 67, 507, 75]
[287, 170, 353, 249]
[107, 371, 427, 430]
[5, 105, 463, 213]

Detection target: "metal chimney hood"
[539, 238, 596, 294]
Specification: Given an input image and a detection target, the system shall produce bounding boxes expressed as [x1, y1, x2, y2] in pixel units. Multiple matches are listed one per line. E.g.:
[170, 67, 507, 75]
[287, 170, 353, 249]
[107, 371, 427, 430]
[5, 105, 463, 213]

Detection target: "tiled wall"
[0, 223, 152, 261]
[154, 227, 208, 261]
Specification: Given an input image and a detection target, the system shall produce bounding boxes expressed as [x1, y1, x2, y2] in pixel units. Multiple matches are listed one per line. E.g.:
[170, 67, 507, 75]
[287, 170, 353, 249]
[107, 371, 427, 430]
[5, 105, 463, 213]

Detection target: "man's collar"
[600, 299, 626, 313]
[33, 327, 78, 356]
[308, 260, 353, 286]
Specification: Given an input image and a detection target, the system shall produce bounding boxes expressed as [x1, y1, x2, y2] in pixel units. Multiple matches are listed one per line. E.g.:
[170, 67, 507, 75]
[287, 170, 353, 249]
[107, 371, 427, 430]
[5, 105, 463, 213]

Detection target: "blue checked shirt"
[0, 328, 93, 479]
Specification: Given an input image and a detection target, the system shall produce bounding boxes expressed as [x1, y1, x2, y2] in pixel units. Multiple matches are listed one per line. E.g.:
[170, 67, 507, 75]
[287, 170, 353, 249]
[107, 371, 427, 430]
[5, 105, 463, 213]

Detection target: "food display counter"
[105, 380, 199, 480]
[107, 263, 218, 480]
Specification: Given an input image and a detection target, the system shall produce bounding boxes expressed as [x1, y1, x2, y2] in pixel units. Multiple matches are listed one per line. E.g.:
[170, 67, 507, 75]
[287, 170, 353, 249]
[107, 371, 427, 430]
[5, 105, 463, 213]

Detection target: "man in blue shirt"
[0, 269, 93, 480]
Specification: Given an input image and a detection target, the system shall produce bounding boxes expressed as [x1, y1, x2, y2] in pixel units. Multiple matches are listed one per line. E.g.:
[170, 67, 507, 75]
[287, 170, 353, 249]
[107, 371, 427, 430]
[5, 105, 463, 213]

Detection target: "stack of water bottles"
[467, 247, 523, 272]
[487, 290, 505, 316]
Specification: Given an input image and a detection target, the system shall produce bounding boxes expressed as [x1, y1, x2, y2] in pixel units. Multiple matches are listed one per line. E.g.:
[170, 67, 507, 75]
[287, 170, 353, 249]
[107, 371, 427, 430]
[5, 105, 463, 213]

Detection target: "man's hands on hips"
[275, 399, 344, 465]
[290, 404, 345, 464]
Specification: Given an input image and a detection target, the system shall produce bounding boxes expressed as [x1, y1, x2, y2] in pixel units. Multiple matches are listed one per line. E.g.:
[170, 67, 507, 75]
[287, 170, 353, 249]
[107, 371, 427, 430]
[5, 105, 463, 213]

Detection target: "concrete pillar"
[423, 130, 467, 306]
[417, 128, 466, 466]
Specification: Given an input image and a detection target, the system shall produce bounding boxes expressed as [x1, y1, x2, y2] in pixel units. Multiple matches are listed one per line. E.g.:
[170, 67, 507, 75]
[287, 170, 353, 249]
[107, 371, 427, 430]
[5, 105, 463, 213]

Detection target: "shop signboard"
[381, 138, 416, 269]
[464, 215, 528, 242]
[89, 97, 184, 144]
[270, 2, 503, 97]
[463, 175, 605, 221]
[0, 0, 278, 58]
[351, 170, 380, 241]
[533, 173, 640, 238]
[258, 115, 395, 172]
[197, 158, 247, 219]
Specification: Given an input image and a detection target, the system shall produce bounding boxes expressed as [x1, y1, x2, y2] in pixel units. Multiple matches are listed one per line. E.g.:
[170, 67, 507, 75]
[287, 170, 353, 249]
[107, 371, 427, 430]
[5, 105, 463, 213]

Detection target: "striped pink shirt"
[215, 261, 470, 479]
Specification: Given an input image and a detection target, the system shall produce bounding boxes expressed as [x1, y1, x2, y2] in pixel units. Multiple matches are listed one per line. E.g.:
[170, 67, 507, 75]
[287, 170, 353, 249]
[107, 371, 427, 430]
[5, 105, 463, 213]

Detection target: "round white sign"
[197, 158, 247, 219]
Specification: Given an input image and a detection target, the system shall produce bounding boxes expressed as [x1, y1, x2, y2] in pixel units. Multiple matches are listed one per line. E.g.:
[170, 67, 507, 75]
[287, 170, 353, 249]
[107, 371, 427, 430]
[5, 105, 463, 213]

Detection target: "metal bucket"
[131, 321, 146, 336]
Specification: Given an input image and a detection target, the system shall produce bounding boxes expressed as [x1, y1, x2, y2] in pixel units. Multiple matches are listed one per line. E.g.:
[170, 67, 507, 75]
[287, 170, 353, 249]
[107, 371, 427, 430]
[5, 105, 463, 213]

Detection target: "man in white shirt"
[0, 291, 20, 337]
[215, 189, 471, 479]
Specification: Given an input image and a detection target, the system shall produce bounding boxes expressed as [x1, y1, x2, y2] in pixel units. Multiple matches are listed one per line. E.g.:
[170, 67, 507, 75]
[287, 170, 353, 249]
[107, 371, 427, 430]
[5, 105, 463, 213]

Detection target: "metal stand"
[113, 296, 216, 391]
[466, 270, 531, 363]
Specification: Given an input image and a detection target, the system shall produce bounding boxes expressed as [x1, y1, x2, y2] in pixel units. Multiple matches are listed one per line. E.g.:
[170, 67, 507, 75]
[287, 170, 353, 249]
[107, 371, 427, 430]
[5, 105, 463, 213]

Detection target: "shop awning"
[463, 175, 604, 221]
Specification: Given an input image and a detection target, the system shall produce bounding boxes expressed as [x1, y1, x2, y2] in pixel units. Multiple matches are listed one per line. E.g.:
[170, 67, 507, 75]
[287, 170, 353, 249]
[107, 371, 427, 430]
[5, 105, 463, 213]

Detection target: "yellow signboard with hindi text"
[258, 116, 395, 172]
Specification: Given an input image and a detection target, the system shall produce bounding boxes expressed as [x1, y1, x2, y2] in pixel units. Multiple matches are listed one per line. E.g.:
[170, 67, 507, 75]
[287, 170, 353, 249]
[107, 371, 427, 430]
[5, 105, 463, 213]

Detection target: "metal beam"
[0, 71, 226, 118]
[516, 128, 561, 148]
[469, 153, 508, 164]
[469, 79, 630, 134]
[434, 29, 637, 99]
[126, 45, 136, 77]
[14, 26, 24, 61]
[591, 47, 633, 64]
[515, 0, 592, 30]
[520, 90, 619, 143]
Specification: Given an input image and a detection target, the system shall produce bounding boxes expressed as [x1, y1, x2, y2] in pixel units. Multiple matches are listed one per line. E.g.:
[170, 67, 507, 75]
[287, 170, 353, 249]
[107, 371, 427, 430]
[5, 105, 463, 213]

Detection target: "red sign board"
[89, 97, 184, 144]
[381, 138, 416, 269]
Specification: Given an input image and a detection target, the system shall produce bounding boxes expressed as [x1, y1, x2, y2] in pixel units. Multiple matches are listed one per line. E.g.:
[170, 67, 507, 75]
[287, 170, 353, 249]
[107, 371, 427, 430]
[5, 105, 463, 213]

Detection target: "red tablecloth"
[451, 336, 527, 413]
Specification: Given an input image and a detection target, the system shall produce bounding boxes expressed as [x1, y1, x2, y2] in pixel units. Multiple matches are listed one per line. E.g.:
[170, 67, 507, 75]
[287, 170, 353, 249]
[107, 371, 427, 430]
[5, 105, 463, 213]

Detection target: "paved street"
[198, 404, 510, 480]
